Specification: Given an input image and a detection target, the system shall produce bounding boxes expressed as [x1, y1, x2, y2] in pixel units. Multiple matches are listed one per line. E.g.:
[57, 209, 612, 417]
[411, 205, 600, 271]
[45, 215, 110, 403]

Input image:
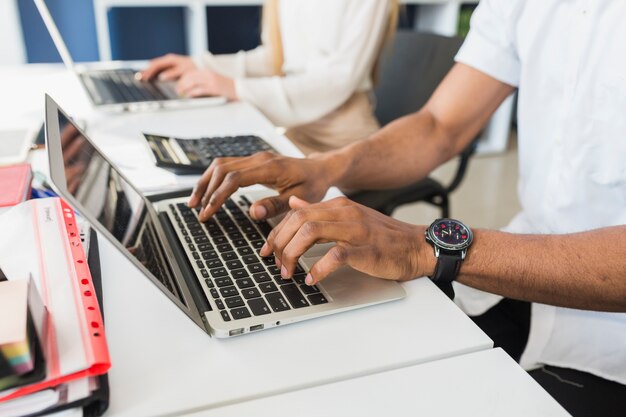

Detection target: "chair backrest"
[374, 31, 465, 126]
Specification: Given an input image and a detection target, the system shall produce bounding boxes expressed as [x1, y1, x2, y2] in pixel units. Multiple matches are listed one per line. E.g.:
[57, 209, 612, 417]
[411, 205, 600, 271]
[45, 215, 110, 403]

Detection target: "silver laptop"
[44, 95, 405, 337]
[34, 0, 226, 112]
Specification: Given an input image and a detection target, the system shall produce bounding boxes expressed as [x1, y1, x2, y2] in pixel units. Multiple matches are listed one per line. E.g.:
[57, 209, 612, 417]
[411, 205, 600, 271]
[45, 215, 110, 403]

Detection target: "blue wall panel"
[206, 6, 261, 54]
[108, 7, 187, 60]
[18, 0, 99, 63]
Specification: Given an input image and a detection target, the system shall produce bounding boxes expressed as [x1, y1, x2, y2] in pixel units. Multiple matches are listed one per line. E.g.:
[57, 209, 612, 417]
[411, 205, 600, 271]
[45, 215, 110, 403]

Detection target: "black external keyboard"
[86, 69, 168, 105]
[169, 198, 328, 322]
[145, 134, 277, 174]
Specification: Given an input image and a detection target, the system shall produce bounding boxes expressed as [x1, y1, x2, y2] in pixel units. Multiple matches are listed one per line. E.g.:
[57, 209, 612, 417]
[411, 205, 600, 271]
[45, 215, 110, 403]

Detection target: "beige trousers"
[285, 92, 380, 155]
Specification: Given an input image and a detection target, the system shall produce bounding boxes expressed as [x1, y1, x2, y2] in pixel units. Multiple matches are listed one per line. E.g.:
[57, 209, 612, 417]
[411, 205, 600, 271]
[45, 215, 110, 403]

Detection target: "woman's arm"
[235, 0, 391, 127]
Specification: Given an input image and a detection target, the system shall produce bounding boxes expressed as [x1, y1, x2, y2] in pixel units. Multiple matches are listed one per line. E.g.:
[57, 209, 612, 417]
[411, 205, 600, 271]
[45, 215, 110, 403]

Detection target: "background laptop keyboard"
[145, 134, 277, 174]
[168, 197, 328, 322]
[84, 69, 168, 105]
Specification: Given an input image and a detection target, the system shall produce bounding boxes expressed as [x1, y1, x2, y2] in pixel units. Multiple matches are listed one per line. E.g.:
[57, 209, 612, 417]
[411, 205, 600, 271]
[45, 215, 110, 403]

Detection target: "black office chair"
[349, 31, 477, 218]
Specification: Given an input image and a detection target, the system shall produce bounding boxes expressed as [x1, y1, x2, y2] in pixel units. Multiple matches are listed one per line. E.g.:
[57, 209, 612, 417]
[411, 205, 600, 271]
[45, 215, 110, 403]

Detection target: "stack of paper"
[0, 198, 111, 416]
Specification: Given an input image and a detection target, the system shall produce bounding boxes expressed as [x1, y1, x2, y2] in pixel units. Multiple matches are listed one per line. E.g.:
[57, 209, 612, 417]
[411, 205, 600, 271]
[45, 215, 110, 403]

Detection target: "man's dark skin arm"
[189, 63, 626, 312]
[188, 64, 513, 220]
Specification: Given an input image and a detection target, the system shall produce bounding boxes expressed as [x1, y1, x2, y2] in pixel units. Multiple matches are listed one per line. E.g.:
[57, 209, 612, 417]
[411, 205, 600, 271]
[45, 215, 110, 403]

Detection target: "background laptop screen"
[56, 112, 175, 288]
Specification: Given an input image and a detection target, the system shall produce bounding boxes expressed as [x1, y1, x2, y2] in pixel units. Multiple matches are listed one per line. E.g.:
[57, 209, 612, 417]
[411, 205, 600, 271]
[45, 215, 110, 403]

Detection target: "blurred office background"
[2, 1, 472, 64]
[1, 0, 520, 230]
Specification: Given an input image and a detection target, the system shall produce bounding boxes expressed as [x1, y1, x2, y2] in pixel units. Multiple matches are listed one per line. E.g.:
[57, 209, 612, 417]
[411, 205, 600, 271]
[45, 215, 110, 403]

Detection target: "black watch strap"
[431, 251, 462, 300]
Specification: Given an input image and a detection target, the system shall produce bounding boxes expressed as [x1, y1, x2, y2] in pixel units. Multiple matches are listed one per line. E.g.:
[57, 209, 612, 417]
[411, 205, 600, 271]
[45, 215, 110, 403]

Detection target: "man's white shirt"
[454, 0, 626, 384]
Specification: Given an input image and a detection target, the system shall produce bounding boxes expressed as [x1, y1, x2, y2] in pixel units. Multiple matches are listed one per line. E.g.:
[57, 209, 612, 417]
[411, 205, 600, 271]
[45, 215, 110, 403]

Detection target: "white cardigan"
[200, 0, 391, 128]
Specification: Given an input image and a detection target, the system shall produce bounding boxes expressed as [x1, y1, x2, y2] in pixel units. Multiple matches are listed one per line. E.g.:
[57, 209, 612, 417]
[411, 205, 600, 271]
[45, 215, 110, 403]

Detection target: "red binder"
[0, 198, 111, 402]
[0, 164, 32, 208]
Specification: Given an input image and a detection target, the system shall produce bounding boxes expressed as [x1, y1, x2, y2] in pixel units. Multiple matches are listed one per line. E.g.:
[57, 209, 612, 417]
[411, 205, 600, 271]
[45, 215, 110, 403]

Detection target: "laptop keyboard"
[87, 69, 168, 104]
[169, 197, 328, 322]
[178, 135, 276, 167]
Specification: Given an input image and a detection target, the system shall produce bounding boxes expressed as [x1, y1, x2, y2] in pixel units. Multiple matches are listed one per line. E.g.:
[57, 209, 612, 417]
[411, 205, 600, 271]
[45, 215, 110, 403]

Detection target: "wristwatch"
[424, 218, 473, 299]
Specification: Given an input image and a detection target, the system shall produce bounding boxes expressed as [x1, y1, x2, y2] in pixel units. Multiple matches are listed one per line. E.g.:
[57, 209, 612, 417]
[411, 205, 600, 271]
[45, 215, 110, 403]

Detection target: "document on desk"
[0, 197, 110, 403]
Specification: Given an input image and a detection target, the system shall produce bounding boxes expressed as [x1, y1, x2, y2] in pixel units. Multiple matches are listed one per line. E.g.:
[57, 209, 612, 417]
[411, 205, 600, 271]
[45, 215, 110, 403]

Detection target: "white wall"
[0, 0, 26, 65]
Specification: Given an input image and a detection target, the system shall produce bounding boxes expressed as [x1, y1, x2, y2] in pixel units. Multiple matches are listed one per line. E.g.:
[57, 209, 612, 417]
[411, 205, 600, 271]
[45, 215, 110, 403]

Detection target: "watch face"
[428, 219, 473, 251]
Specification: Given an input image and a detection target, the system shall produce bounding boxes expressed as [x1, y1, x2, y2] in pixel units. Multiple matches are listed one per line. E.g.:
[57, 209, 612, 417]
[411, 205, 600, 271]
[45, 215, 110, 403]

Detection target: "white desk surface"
[184, 348, 570, 417]
[4, 65, 496, 417]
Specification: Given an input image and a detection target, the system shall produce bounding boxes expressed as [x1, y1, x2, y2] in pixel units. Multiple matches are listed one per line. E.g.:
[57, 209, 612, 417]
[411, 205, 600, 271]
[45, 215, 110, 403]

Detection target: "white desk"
[3, 65, 510, 417]
[184, 348, 570, 417]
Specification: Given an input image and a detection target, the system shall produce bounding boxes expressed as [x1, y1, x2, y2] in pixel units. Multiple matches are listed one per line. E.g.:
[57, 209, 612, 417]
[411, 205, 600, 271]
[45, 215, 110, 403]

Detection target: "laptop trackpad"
[301, 243, 335, 269]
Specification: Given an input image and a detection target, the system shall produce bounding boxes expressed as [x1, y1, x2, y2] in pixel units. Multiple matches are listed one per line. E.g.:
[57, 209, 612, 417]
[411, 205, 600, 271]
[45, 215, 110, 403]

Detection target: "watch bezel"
[426, 218, 473, 252]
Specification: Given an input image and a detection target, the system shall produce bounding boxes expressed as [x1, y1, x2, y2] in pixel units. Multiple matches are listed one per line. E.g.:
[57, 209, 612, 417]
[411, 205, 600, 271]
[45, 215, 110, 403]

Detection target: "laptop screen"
[55, 111, 177, 292]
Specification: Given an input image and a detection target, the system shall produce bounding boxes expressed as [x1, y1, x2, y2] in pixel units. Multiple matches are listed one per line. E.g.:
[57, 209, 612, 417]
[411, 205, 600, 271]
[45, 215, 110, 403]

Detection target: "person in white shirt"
[184, 0, 626, 413]
[141, 0, 398, 155]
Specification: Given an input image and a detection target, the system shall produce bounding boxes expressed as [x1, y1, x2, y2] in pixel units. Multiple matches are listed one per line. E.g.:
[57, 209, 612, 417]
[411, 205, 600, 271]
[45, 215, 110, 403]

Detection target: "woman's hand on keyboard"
[260, 196, 434, 284]
[140, 54, 197, 81]
[189, 152, 336, 222]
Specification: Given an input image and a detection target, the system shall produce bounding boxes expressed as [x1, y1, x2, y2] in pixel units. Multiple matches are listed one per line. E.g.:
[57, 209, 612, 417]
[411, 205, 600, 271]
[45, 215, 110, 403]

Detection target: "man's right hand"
[139, 53, 197, 81]
[188, 152, 335, 222]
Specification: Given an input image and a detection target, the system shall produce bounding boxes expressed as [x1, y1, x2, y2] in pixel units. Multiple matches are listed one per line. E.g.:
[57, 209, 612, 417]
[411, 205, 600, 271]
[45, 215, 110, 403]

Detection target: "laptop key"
[248, 297, 271, 316]
[252, 272, 271, 283]
[221, 251, 238, 261]
[231, 269, 249, 280]
[282, 284, 309, 309]
[198, 243, 213, 252]
[215, 299, 226, 310]
[194, 236, 209, 244]
[225, 296, 245, 309]
[308, 293, 328, 305]
[228, 231, 244, 240]
[214, 276, 232, 287]
[236, 278, 255, 289]
[231, 238, 249, 248]
[300, 284, 320, 295]
[216, 243, 233, 253]
[237, 246, 254, 256]
[261, 256, 275, 266]
[242, 254, 259, 265]
[220, 310, 231, 322]
[205, 259, 223, 269]
[201, 269, 210, 278]
[293, 273, 307, 284]
[230, 306, 251, 320]
[247, 263, 264, 274]
[267, 266, 281, 275]
[259, 282, 278, 293]
[202, 250, 219, 260]
[251, 240, 264, 250]
[213, 236, 228, 245]
[273, 275, 291, 285]
[225, 260, 244, 270]
[220, 286, 238, 298]
[210, 288, 219, 299]
[265, 292, 291, 312]
[246, 232, 262, 241]
[192, 251, 200, 260]
[241, 287, 261, 299]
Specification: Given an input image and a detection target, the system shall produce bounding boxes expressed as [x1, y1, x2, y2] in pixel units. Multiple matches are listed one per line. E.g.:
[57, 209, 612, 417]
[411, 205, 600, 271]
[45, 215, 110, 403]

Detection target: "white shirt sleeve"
[455, 0, 522, 87]
[235, 0, 390, 128]
[198, 45, 274, 79]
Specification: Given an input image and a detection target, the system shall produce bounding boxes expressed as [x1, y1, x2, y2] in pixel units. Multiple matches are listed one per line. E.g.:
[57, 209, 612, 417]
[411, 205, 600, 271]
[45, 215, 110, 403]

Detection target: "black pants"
[470, 299, 626, 417]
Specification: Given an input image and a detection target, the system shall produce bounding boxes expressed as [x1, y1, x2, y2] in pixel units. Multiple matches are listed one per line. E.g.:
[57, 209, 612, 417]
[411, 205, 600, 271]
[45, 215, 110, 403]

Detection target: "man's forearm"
[315, 63, 515, 191]
[453, 226, 626, 312]
[319, 110, 458, 191]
